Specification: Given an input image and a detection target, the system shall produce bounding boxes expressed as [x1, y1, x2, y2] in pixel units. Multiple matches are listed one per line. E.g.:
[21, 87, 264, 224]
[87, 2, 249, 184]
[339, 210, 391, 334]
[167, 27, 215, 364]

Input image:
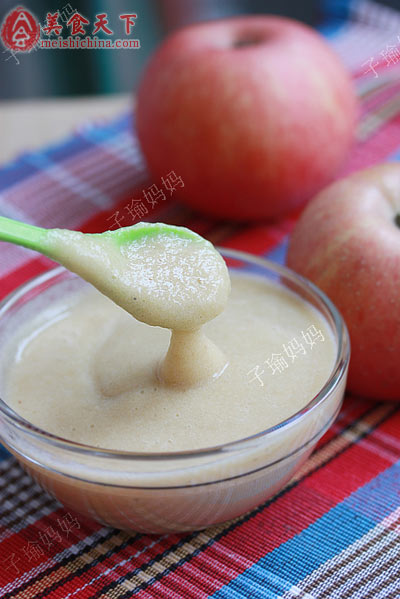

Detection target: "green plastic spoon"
[0, 216, 200, 254]
[0, 216, 230, 330]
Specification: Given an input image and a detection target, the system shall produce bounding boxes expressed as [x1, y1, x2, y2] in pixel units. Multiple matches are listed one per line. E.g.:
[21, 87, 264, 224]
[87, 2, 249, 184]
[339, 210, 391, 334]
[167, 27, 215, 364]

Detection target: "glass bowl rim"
[0, 247, 350, 462]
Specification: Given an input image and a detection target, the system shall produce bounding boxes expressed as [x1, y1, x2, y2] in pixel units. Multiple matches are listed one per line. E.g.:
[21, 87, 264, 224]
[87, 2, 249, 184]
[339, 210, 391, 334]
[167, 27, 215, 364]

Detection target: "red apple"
[136, 16, 357, 221]
[287, 163, 400, 400]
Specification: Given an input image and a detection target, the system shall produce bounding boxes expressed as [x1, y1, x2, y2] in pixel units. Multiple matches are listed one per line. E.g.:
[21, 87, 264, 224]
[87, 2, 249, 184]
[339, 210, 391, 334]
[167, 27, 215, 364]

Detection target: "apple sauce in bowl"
[0, 249, 349, 533]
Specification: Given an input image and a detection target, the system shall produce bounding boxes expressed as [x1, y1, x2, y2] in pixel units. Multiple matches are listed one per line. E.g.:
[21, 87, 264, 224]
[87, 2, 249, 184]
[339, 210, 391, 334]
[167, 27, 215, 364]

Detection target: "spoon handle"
[0, 216, 48, 253]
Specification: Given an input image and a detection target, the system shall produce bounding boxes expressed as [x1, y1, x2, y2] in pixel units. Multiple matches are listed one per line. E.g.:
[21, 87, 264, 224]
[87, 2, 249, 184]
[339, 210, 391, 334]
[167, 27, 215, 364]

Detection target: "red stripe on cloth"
[4, 173, 102, 230]
[366, 408, 400, 455]
[342, 115, 400, 175]
[59, 145, 143, 192]
[137, 411, 395, 599]
[352, 61, 400, 82]
[78, 191, 179, 234]
[315, 396, 377, 448]
[0, 244, 32, 279]
[152, 202, 194, 226]
[0, 257, 53, 301]
[0, 507, 100, 590]
[360, 80, 400, 117]
[303, 437, 394, 502]
[221, 219, 296, 255]
[178, 216, 216, 238]
[47, 534, 176, 599]
[160, 488, 336, 599]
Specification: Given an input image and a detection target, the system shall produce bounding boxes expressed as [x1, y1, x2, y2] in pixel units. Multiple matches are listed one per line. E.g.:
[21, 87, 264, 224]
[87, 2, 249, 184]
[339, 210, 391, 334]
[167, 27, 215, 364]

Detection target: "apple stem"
[233, 38, 260, 48]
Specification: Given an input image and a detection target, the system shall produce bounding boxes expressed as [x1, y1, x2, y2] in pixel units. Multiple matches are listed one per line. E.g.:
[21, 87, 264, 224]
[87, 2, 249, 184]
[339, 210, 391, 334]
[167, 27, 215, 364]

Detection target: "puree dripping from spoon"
[0, 218, 230, 388]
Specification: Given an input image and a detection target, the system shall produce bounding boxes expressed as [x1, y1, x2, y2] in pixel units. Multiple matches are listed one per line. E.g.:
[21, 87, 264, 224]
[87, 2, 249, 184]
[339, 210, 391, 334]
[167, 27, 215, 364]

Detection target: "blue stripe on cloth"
[0, 161, 41, 193]
[32, 135, 95, 165]
[345, 461, 400, 522]
[321, 0, 353, 20]
[318, 0, 353, 38]
[318, 18, 348, 37]
[264, 237, 289, 266]
[78, 112, 132, 146]
[0, 444, 10, 461]
[0, 112, 132, 193]
[211, 461, 400, 598]
[0, 137, 94, 193]
[386, 151, 400, 161]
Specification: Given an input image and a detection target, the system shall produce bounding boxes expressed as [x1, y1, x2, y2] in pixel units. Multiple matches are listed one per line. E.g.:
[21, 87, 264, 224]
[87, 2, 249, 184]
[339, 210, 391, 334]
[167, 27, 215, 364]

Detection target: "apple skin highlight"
[287, 163, 400, 400]
[136, 16, 358, 221]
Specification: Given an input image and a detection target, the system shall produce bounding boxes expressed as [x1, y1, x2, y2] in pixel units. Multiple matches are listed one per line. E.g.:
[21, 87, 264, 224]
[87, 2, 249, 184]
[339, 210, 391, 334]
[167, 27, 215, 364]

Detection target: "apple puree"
[5, 272, 336, 452]
[44, 227, 230, 387]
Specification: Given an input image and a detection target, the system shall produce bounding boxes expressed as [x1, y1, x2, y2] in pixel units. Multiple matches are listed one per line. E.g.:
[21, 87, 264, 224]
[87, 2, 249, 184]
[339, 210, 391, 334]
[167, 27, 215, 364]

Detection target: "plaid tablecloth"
[1, 1, 400, 597]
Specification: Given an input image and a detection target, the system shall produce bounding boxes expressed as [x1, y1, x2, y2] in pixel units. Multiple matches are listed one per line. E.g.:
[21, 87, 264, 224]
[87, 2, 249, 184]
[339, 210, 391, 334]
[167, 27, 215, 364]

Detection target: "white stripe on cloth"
[63, 136, 148, 193]
[0, 526, 115, 596]
[0, 244, 37, 279]
[0, 197, 30, 222]
[0, 499, 58, 545]
[93, 135, 149, 195]
[281, 587, 316, 599]
[279, 505, 400, 599]
[62, 534, 168, 599]
[24, 154, 112, 208]
[0, 134, 147, 229]
[0, 131, 148, 278]
[374, 561, 400, 599]
[329, 22, 400, 73]
[101, 130, 146, 166]
[341, 423, 400, 463]
[353, 0, 400, 31]
[351, 554, 400, 599]
[29, 133, 148, 210]
[0, 485, 59, 543]
[326, 0, 400, 75]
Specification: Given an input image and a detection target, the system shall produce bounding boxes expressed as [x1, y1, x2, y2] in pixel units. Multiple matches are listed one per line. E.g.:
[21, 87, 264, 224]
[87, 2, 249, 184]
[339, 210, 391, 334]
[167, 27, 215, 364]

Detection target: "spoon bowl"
[0, 218, 231, 330]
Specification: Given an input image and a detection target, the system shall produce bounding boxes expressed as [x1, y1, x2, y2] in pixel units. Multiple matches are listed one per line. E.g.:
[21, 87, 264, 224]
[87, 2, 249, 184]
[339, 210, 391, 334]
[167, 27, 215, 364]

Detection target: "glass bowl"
[0, 249, 349, 534]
